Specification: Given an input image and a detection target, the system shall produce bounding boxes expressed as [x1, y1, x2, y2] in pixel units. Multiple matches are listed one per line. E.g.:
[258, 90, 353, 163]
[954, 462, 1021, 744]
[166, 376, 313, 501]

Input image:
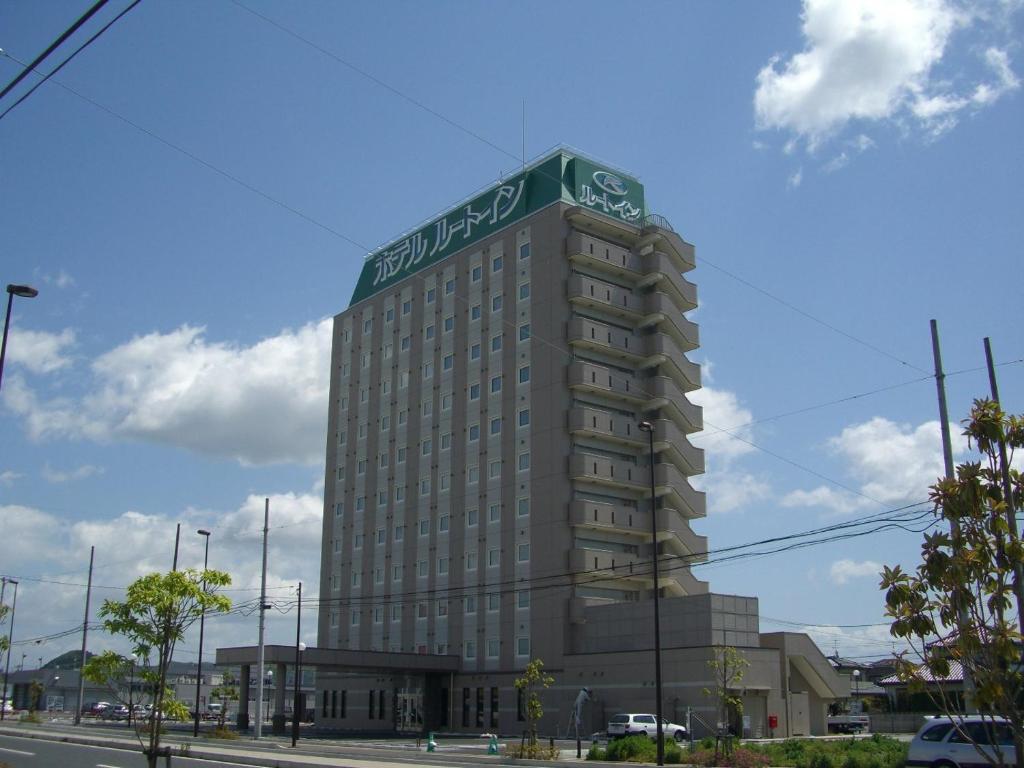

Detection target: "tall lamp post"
[1, 579, 19, 719]
[193, 529, 211, 737]
[638, 421, 665, 766]
[291, 581, 303, 748]
[0, 284, 39, 392]
[852, 669, 861, 712]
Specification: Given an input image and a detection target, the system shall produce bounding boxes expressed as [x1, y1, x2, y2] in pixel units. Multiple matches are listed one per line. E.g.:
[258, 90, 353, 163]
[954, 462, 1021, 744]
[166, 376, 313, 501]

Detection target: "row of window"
[342, 242, 532, 341]
[341, 544, 531, 590]
[341, 364, 530, 414]
[335, 496, 530, 537]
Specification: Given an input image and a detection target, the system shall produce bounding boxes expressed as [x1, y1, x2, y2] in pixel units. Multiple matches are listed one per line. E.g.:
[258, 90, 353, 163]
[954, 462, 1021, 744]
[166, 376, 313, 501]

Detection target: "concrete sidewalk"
[0, 720, 590, 768]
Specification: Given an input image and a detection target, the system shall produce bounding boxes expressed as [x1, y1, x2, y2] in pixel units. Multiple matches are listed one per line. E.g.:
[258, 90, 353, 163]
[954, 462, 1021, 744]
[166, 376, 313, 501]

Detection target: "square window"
[417, 560, 427, 577]
[464, 595, 476, 614]
[357, 459, 366, 475]
[422, 438, 432, 455]
[441, 432, 452, 450]
[382, 380, 390, 395]
[519, 365, 530, 384]
[468, 466, 479, 484]
[491, 335, 502, 352]
[351, 572, 361, 587]
[516, 637, 530, 656]
[394, 524, 405, 541]
[492, 255, 503, 272]
[439, 514, 450, 532]
[392, 565, 403, 582]
[488, 593, 500, 611]
[490, 417, 501, 435]
[383, 343, 393, 359]
[420, 477, 431, 495]
[376, 527, 386, 545]
[440, 472, 449, 491]
[487, 639, 499, 658]
[519, 242, 530, 260]
[466, 552, 477, 570]
[519, 324, 530, 341]
[517, 590, 530, 608]
[442, 392, 453, 410]
[469, 423, 480, 441]
[443, 354, 454, 371]
[397, 446, 407, 462]
[444, 315, 454, 333]
[487, 548, 499, 567]
[363, 318, 373, 334]
[417, 602, 428, 618]
[395, 485, 406, 502]
[466, 508, 478, 527]
[354, 533, 364, 549]
[374, 567, 384, 584]
[419, 519, 430, 536]
[490, 376, 502, 394]
[445, 278, 455, 295]
[343, 328, 351, 343]
[398, 410, 408, 426]
[402, 300, 412, 315]
[401, 335, 411, 352]
[381, 415, 390, 431]
[437, 557, 449, 575]
[377, 489, 387, 506]
[471, 265, 482, 282]
[341, 363, 350, 377]
[489, 460, 501, 479]
[518, 409, 530, 427]
[464, 640, 476, 659]
[379, 453, 389, 468]
[518, 452, 530, 471]
[470, 383, 480, 400]
[492, 294, 503, 312]
[350, 610, 360, 626]
[488, 503, 500, 523]
[424, 362, 434, 380]
[399, 371, 409, 388]
[517, 497, 529, 517]
[423, 400, 433, 417]
[426, 287, 436, 304]
[437, 600, 448, 617]
[355, 497, 365, 512]
[517, 543, 530, 562]
[425, 325, 435, 341]
[470, 343, 480, 360]
[386, 307, 395, 323]
[471, 304, 481, 321]
[519, 282, 530, 300]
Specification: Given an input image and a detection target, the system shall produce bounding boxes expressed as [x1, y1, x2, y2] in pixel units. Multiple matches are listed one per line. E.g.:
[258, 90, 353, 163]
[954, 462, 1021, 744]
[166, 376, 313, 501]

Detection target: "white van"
[906, 716, 1015, 768]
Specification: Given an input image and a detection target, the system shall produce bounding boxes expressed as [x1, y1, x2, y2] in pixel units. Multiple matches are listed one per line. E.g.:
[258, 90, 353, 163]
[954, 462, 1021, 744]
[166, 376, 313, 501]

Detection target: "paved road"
[0, 733, 264, 768]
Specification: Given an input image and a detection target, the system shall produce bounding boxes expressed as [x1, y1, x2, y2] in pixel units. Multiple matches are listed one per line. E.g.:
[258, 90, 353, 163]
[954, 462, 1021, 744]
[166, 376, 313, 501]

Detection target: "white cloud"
[788, 167, 804, 187]
[823, 152, 849, 172]
[691, 387, 757, 463]
[830, 558, 884, 584]
[5, 328, 75, 374]
[782, 416, 967, 515]
[699, 471, 772, 514]
[0, 470, 22, 487]
[41, 463, 104, 484]
[754, 0, 1019, 150]
[3, 319, 333, 466]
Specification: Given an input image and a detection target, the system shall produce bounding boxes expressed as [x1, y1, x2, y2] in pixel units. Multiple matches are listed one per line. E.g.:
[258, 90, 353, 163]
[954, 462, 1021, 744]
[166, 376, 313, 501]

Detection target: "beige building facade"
[306, 149, 845, 737]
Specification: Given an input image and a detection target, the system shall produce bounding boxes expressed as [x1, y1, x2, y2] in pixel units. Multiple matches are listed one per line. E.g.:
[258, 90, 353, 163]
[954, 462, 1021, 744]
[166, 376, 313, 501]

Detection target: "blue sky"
[1, 0, 1021, 669]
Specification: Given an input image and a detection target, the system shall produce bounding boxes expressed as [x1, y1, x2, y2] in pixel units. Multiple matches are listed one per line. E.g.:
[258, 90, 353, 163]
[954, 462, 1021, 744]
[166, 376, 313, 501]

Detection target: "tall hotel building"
[307, 149, 844, 737]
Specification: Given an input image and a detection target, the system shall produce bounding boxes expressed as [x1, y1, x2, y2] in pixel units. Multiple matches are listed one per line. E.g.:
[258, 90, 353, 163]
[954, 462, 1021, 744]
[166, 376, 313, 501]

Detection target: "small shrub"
[664, 742, 683, 764]
[504, 741, 560, 759]
[18, 712, 40, 724]
[605, 735, 657, 762]
[687, 747, 770, 767]
[806, 752, 836, 768]
[587, 744, 606, 760]
[208, 727, 239, 740]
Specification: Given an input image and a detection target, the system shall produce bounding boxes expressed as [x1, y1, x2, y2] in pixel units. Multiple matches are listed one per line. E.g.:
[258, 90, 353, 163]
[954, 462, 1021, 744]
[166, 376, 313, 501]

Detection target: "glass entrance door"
[396, 689, 423, 732]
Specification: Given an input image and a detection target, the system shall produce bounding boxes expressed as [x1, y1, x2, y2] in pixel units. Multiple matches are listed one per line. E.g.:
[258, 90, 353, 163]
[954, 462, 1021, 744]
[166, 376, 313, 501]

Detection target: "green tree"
[882, 398, 1023, 768]
[209, 671, 239, 730]
[83, 651, 150, 729]
[0, 603, 9, 656]
[514, 658, 554, 748]
[90, 569, 231, 768]
[703, 646, 749, 763]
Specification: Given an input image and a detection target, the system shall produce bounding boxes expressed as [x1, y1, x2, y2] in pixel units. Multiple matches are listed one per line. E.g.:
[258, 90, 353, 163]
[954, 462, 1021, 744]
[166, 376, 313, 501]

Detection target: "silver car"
[906, 716, 1015, 768]
[607, 713, 689, 742]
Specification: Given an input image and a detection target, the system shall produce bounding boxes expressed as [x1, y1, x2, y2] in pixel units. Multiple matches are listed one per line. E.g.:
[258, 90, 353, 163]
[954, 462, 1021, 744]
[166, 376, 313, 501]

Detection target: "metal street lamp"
[193, 529, 211, 737]
[0, 284, 39, 392]
[128, 654, 137, 728]
[638, 420, 665, 766]
[852, 669, 861, 710]
[1, 579, 19, 720]
[291, 581, 303, 748]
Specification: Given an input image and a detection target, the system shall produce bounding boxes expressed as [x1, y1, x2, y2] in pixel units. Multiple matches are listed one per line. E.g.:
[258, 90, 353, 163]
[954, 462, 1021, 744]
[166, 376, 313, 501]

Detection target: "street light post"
[128, 655, 137, 729]
[193, 529, 211, 737]
[852, 669, 861, 712]
[0, 284, 39, 393]
[1, 579, 19, 719]
[291, 582, 303, 748]
[638, 421, 665, 766]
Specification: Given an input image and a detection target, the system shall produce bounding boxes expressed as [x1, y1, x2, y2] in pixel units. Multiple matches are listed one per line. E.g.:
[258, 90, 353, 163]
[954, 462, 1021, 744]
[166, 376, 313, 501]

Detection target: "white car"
[906, 716, 1015, 768]
[607, 713, 689, 742]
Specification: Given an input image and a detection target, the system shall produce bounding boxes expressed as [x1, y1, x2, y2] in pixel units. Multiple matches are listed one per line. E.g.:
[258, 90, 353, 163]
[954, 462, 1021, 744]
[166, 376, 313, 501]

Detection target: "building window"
[517, 590, 530, 609]
[423, 362, 433, 379]
[519, 452, 531, 471]
[379, 453, 389, 468]
[445, 278, 455, 295]
[470, 342, 480, 360]
[517, 543, 530, 562]
[487, 639, 500, 659]
[351, 572, 361, 587]
[488, 592, 500, 612]
[381, 415, 390, 431]
[401, 335, 411, 352]
[488, 548, 499, 567]
[492, 255, 503, 272]
[519, 365, 530, 383]
[417, 560, 427, 578]
[489, 460, 501, 479]
[425, 324, 435, 341]
[439, 514, 450, 532]
[422, 400, 433, 417]
[519, 242, 530, 260]
[437, 600, 448, 617]
[490, 687, 499, 728]
[492, 294, 503, 312]
[464, 641, 476, 660]
[516, 637, 530, 657]
[358, 422, 367, 439]
[490, 417, 501, 435]
[441, 432, 452, 450]
[391, 603, 402, 621]
[402, 299, 412, 315]
[350, 609, 360, 626]
[374, 568, 384, 584]
[419, 519, 430, 536]
[355, 497, 365, 512]
[417, 602, 428, 618]
[519, 323, 530, 341]
[517, 497, 529, 517]
[442, 392, 453, 410]
[476, 687, 484, 728]
[422, 438, 433, 456]
[437, 557, 449, 575]
[398, 410, 407, 426]
[466, 552, 477, 571]
[373, 606, 383, 623]
[385, 307, 395, 323]
[471, 265, 482, 283]
[462, 688, 470, 727]
[356, 459, 366, 476]
[490, 375, 502, 393]
[488, 503, 500, 523]
[469, 423, 480, 442]
[363, 317, 373, 334]
[470, 383, 480, 400]
[444, 315, 454, 333]
[464, 595, 476, 614]
[466, 508, 478, 527]
[426, 287, 436, 304]
[420, 477, 431, 496]
[519, 282, 530, 300]
[491, 334, 502, 353]
[394, 524, 405, 541]
[518, 408, 530, 427]
[376, 527, 386, 545]
[470, 304, 481, 321]
[443, 353, 454, 371]
[399, 371, 409, 389]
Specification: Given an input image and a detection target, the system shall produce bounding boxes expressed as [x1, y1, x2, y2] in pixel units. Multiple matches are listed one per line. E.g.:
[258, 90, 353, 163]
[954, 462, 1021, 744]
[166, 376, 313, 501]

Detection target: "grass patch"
[587, 735, 683, 763]
[207, 726, 240, 740]
[744, 735, 907, 768]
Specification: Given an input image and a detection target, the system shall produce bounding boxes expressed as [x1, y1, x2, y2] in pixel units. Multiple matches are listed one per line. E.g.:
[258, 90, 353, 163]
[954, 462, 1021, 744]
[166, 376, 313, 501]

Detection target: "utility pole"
[74, 547, 94, 725]
[291, 582, 303, 748]
[983, 338, 1024, 631]
[254, 498, 269, 739]
[172, 523, 181, 571]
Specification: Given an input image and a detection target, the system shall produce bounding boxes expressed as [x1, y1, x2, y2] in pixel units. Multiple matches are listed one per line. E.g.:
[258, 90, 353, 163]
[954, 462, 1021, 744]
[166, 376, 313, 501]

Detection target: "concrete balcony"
[641, 334, 702, 393]
[568, 408, 646, 449]
[567, 317, 644, 364]
[569, 453, 645, 492]
[640, 222, 696, 273]
[643, 376, 703, 434]
[652, 419, 705, 475]
[566, 231, 642, 279]
[569, 549, 652, 586]
[638, 251, 698, 311]
[656, 507, 709, 563]
[568, 500, 707, 565]
[653, 463, 706, 519]
[568, 274, 643, 322]
[641, 293, 700, 352]
[568, 361, 645, 404]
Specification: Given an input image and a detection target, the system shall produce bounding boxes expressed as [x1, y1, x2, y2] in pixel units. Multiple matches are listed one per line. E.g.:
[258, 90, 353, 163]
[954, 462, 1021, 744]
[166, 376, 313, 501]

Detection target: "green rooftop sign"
[349, 151, 644, 305]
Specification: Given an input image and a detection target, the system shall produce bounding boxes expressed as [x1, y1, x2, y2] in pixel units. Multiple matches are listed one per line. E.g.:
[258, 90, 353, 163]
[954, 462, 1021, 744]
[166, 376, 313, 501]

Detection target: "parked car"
[608, 713, 689, 742]
[906, 716, 1015, 768]
[103, 704, 130, 721]
[85, 701, 111, 717]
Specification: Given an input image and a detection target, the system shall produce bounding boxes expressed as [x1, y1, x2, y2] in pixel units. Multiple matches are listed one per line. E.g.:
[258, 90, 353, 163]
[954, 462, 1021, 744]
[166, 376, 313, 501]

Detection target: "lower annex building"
[219, 148, 846, 737]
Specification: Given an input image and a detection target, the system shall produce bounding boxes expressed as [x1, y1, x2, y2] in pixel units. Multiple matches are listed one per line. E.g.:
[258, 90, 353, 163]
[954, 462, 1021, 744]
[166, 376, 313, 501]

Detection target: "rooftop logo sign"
[348, 152, 645, 305]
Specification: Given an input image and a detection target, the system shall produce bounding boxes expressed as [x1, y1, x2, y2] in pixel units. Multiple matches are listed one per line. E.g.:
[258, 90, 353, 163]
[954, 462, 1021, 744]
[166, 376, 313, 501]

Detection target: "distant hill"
[42, 650, 94, 670]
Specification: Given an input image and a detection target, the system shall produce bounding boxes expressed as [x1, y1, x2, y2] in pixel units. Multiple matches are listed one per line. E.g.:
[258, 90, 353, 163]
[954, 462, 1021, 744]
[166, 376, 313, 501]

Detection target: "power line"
[0, 0, 143, 123]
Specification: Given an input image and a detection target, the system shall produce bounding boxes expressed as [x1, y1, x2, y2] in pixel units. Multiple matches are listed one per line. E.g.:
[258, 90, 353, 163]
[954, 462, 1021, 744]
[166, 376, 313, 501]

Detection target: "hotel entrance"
[395, 688, 423, 732]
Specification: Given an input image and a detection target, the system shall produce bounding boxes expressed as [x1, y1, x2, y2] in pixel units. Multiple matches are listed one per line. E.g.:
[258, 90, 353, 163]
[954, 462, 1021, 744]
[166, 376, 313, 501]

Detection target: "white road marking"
[0, 746, 35, 755]
[97, 764, 125, 768]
